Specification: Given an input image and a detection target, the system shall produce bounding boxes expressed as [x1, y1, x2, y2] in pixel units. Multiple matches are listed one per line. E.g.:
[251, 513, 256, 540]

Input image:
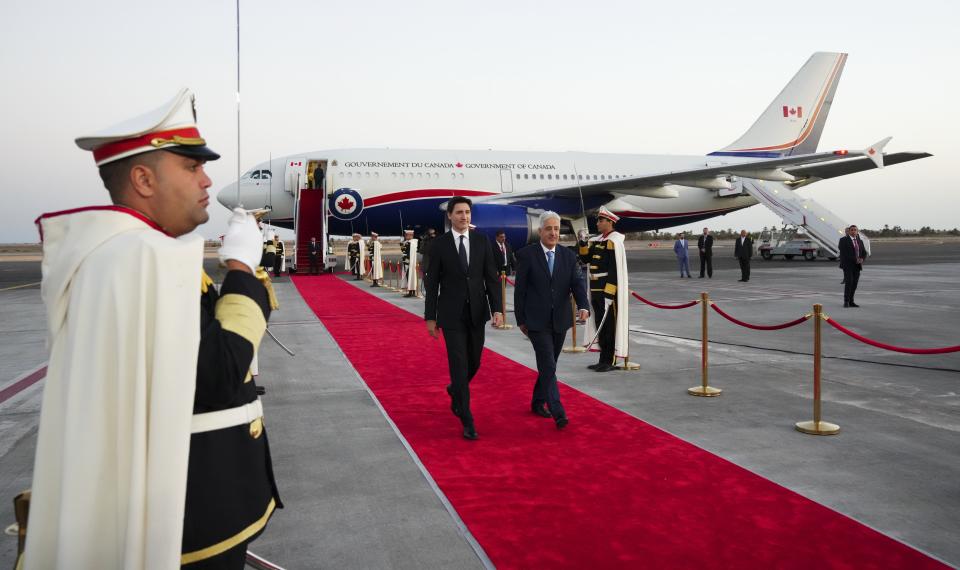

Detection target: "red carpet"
[293, 275, 946, 569]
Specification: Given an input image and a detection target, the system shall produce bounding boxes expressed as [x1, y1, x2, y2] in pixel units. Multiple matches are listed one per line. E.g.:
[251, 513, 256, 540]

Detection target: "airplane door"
[285, 158, 307, 194]
[500, 168, 514, 193]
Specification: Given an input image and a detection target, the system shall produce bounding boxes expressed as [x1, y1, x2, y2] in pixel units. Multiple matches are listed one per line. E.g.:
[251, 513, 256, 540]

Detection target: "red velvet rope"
[630, 291, 699, 310]
[824, 317, 960, 354]
[710, 303, 810, 331]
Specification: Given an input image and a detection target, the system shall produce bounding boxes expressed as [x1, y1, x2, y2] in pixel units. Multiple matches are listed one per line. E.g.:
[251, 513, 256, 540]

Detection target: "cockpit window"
[250, 171, 261, 179]
[260, 170, 272, 179]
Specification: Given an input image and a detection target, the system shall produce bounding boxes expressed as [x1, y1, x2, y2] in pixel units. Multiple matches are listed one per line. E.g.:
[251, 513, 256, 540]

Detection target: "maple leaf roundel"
[329, 187, 364, 221]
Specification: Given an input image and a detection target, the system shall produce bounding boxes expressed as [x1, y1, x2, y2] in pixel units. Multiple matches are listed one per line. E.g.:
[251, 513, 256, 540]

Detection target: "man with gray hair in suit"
[514, 211, 590, 428]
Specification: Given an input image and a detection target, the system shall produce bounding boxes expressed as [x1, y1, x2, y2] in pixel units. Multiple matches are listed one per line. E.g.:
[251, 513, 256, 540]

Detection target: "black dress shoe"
[587, 363, 603, 370]
[849, 302, 860, 308]
[555, 416, 569, 429]
[532, 405, 552, 418]
[843, 302, 850, 307]
[594, 363, 617, 372]
[446, 385, 461, 417]
[698, 275, 704, 278]
[737, 279, 745, 282]
[463, 425, 478, 440]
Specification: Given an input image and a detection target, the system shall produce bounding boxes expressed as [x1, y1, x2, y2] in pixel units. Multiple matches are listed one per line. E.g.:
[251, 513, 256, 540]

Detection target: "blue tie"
[546, 250, 554, 275]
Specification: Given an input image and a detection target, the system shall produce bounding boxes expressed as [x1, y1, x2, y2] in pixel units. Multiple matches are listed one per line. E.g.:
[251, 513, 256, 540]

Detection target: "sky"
[1, 0, 957, 243]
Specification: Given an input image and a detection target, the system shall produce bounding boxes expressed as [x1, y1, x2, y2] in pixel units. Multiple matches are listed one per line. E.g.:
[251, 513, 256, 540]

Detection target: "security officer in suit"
[734, 229, 753, 282]
[698, 227, 714, 278]
[494, 230, 515, 275]
[839, 224, 868, 307]
[578, 207, 622, 372]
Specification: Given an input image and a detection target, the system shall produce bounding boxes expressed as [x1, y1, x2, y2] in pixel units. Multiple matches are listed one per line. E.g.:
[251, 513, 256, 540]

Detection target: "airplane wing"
[479, 140, 929, 204]
[783, 151, 931, 182]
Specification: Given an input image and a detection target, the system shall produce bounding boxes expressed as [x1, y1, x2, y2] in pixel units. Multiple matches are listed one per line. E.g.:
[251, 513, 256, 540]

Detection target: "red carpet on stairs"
[292, 275, 946, 569]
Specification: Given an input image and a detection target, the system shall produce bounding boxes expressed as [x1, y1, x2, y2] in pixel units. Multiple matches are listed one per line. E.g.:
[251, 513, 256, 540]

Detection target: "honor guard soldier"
[24, 89, 281, 569]
[347, 233, 363, 280]
[273, 235, 285, 277]
[261, 230, 277, 271]
[578, 207, 628, 372]
[400, 228, 418, 297]
[368, 232, 384, 286]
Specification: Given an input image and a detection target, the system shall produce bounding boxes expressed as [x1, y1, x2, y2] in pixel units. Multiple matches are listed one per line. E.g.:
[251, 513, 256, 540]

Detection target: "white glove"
[604, 297, 613, 308]
[218, 208, 263, 273]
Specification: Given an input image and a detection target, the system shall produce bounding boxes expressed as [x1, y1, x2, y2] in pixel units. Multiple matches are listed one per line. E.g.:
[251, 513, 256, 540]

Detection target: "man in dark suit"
[494, 230, 516, 275]
[424, 197, 503, 440]
[838, 224, 868, 307]
[734, 229, 753, 282]
[698, 227, 714, 278]
[308, 236, 320, 275]
[514, 212, 590, 428]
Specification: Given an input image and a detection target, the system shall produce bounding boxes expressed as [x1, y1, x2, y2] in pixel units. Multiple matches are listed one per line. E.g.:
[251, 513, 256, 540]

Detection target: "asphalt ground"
[1, 239, 958, 568]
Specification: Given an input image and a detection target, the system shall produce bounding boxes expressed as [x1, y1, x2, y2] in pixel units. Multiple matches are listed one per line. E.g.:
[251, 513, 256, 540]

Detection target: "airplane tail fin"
[709, 52, 847, 158]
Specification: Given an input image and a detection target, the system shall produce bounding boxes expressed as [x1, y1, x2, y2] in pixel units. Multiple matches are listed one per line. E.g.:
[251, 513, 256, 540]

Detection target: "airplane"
[218, 52, 930, 270]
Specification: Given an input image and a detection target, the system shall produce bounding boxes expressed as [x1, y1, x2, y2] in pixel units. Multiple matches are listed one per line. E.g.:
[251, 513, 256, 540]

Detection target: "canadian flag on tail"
[782, 106, 803, 118]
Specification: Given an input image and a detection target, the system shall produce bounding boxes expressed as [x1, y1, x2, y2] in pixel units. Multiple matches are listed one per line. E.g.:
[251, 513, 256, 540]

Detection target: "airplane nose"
[217, 183, 238, 209]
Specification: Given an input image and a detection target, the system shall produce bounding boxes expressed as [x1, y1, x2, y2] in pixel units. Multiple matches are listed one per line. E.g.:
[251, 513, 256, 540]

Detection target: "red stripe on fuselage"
[363, 189, 495, 207]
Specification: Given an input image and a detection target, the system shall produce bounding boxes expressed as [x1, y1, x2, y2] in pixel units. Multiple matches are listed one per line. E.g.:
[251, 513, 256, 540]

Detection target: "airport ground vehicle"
[758, 227, 837, 261]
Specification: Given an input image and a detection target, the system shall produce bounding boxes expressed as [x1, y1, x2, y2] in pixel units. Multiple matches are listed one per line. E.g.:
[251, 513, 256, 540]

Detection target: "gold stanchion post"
[689, 292, 721, 396]
[563, 295, 586, 353]
[497, 273, 513, 330]
[796, 304, 839, 435]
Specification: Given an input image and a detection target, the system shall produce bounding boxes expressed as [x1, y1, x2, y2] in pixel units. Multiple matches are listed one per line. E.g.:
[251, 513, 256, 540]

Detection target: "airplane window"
[458, 173, 463, 179]
[547, 174, 552, 180]
[516, 174, 521, 179]
[578, 175, 582, 180]
[417, 172, 422, 178]
[539, 174, 544, 179]
[392, 172, 397, 178]
[451, 173, 456, 179]
[562, 174, 567, 180]
[365, 172, 370, 178]
[593, 175, 598, 180]
[250, 171, 261, 179]
[375, 172, 380, 178]
[262, 170, 271, 178]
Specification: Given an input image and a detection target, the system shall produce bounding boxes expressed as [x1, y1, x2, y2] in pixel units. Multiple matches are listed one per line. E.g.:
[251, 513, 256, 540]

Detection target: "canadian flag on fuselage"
[782, 106, 803, 118]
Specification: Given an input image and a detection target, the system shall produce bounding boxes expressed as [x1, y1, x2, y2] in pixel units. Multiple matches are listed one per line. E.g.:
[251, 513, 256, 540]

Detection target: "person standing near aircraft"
[514, 212, 590, 428]
[273, 235, 285, 278]
[368, 232, 383, 287]
[261, 230, 276, 271]
[579, 207, 628, 372]
[735, 229, 753, 282]
[308, 236, 320, 275]
[698, 227, 713, 278]
[25, 89, 280, 569]
[347, 233, 363, 280]
[839, 225, 868, 307]
[312, 165, 324, 190]
[674, 232, 691, 278]
[400, 229, 418, 297]
[424, 197, 503, 440]
[419, 227, 437, 277]
[494, 230, 515, 275]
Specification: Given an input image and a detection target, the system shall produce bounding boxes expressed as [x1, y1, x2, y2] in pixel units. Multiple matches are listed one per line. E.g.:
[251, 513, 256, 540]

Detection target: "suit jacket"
[514, 244, 589, 333]
[697, 234, 714, 255]
[493, 240, 515, 272]
[838, 235, 868, 270]
[734, 236, 753, 259]
[424, 230, 502, 330]
[673, 239, 689, 259]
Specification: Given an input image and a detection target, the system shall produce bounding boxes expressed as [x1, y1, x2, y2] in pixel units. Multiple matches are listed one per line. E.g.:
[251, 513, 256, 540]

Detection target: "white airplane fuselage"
[220, 148, 762, 245]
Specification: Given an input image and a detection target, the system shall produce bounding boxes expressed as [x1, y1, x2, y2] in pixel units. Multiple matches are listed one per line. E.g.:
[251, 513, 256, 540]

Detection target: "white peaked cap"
[75, 88, 220, 166]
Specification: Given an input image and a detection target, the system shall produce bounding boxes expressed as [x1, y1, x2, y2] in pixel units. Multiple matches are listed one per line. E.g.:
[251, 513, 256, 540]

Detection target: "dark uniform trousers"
[529, 329, 567, 418]
[843, 265, 861, 304]
[182, 270, 282, 568]
[591, 293, 616, 365]
[441, 303, 485, 425]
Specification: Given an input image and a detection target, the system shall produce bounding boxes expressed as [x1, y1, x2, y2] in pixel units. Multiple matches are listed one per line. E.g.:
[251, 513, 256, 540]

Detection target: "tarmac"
[1, 239, 958, 568]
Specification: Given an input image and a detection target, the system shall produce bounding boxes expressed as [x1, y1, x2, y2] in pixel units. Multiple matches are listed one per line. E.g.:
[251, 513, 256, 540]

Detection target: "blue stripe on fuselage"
[707, 151, 783, 159]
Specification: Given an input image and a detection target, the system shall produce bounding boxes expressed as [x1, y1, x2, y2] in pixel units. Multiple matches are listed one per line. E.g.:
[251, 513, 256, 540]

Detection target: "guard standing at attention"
[347, 233, 363, 280]
[273, 235, 285, 277]
[578, 207, 623, 372]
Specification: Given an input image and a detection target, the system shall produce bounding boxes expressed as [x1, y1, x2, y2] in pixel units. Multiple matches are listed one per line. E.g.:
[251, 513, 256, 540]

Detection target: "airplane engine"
[469, 204, 539, 249]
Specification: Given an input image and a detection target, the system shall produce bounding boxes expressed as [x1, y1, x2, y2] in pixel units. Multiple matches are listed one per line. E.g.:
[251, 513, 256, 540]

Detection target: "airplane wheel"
[784, 254, 795, 260]
[760, 251, 772, 260]
[804, 251, 816, 261]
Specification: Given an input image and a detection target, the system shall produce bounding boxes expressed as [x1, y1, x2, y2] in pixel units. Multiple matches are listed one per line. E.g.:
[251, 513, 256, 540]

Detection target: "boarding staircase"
[293, 187, 325, 271]
[741, 180, 847, 258]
